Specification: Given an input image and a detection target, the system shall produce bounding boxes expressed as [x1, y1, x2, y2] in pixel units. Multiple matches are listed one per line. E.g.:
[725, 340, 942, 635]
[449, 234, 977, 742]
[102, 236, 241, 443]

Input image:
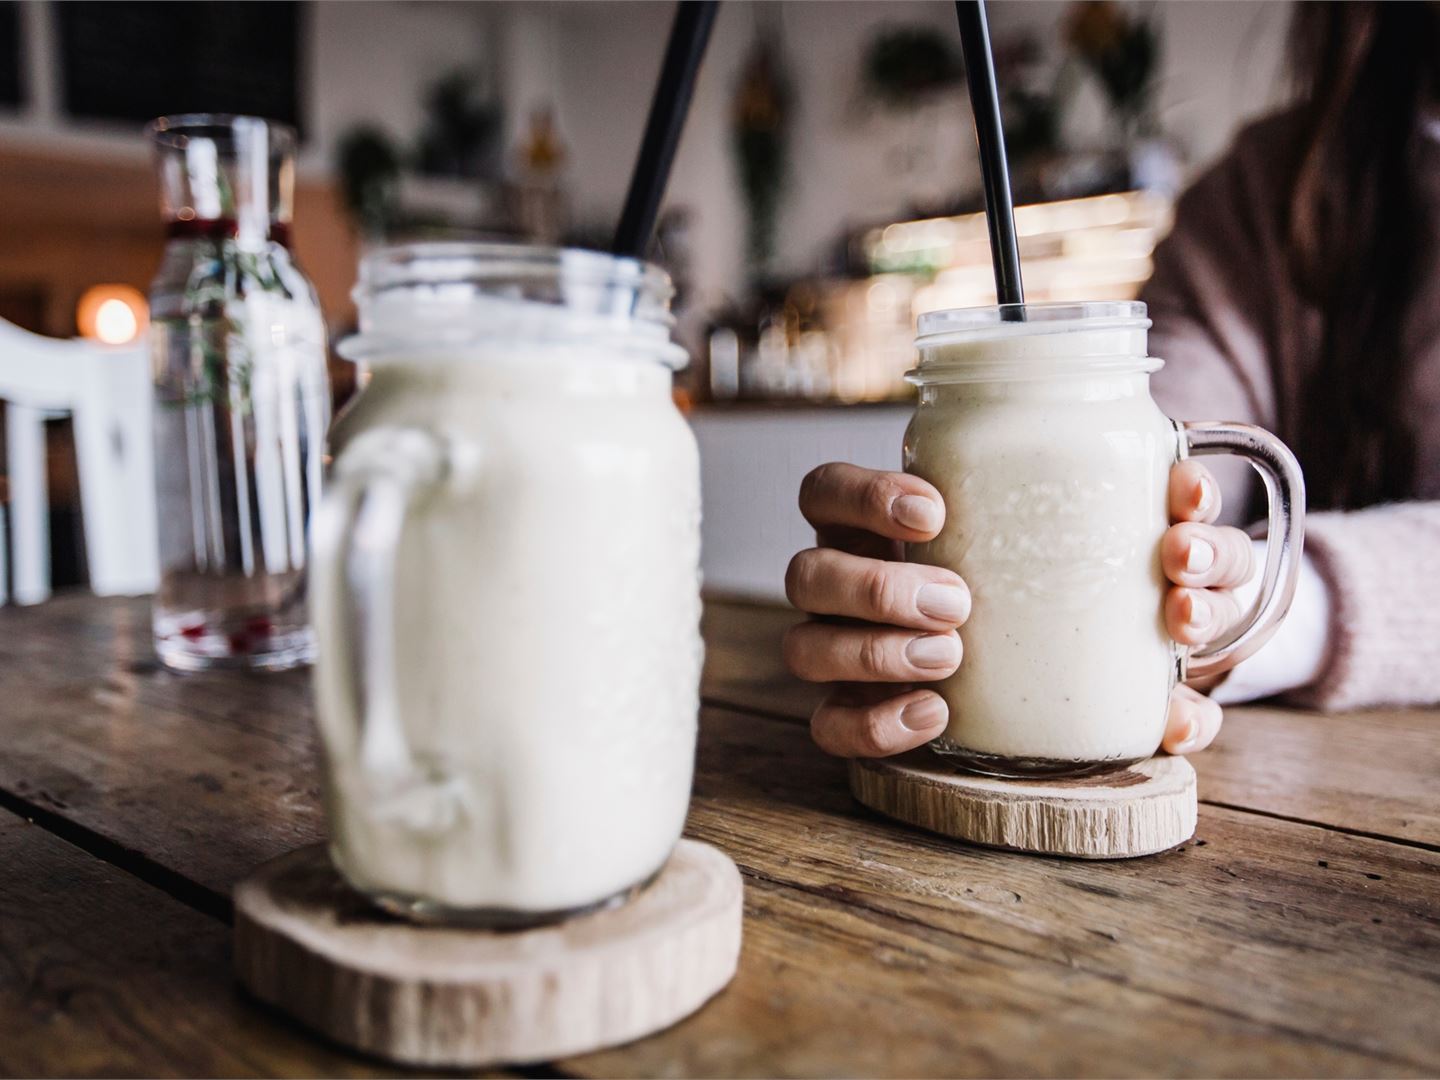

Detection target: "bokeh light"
[76, 284, 149, 345]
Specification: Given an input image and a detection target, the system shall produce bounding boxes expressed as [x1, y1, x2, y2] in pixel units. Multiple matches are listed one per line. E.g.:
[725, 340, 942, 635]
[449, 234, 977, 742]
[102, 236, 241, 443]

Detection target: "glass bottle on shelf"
[146, 114, 329, 672]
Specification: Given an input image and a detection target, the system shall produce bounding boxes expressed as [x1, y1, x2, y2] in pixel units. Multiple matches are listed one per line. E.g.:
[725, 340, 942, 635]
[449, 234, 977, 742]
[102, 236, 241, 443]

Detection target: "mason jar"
[314, 243, 703, 924]
[904, 302, 1304, 778]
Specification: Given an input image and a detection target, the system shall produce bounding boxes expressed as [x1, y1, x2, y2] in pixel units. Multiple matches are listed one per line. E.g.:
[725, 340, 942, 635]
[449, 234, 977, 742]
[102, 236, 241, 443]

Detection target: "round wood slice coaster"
[849, 752, 1197, 859]
[233, 840, 743, 1068]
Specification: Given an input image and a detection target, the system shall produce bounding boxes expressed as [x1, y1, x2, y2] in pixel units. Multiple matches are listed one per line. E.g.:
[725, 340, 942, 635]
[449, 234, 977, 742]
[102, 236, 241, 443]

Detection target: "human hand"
[1158, 459, 1255, 754]
[783, 461, 1250, 758]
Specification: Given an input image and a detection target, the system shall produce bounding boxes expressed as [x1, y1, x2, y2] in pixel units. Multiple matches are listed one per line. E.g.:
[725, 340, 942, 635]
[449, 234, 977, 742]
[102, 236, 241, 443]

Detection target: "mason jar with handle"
[314, 243, 702, 925]
[904, 302, 1304, 778]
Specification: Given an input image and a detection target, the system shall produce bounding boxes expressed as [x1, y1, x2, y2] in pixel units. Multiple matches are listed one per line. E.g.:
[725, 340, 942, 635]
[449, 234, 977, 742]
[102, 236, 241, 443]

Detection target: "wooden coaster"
[233, 840, 743, 1068]
[849, 752, 1196, 859]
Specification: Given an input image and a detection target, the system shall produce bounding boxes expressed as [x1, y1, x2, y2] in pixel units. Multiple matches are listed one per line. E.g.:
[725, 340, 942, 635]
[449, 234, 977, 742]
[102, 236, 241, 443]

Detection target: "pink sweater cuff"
[1288, 503, 1440, 711]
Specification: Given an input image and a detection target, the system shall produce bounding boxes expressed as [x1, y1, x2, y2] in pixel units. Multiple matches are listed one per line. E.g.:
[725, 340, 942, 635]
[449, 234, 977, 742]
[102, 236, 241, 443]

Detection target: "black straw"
[955, 0, 1025, 312]
[612, 1, 720, 258]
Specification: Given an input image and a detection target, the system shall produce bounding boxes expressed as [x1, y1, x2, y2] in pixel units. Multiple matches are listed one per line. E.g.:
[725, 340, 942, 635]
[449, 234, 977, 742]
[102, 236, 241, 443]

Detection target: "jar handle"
[1175, 421, 1306, 681]
[312, 427, 471, 833]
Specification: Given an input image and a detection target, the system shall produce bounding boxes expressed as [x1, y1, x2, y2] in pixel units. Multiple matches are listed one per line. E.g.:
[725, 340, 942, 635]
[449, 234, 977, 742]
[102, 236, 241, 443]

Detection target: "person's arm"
[1215, 507, 1440, 710]
[1144, 130, 1440, 710]
[1144, 142, 1282, 527]
[1286, 503, 1440, 709]
[1210, 538, 1331, 705]
[1142, 140, 1333, 703]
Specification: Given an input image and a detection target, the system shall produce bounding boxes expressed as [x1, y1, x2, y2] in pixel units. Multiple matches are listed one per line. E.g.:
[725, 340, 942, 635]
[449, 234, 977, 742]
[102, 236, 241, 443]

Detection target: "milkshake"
[313, 244, 702, 922]
[906, 306, 1175, 775]
[905, 302, 1303, 778]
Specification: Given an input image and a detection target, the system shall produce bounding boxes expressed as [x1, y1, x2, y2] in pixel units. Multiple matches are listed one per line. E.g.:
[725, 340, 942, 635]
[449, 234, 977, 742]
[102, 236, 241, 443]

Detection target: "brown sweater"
[1142, 111, 1440, 711]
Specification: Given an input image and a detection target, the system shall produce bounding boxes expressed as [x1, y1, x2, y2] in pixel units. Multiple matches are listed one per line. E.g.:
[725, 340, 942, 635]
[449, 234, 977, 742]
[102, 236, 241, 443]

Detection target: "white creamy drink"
[905, 307, 1178, 775]
[313, 245, 702, 922]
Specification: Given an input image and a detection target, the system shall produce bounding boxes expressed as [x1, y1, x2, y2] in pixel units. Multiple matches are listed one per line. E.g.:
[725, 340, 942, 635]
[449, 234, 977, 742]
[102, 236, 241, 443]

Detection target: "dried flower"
[1065, 0, 1128, 59]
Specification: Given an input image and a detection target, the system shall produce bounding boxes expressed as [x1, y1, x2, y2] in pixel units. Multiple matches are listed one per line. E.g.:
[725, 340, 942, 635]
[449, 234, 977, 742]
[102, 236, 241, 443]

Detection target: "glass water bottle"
[146, 114, 329, 672]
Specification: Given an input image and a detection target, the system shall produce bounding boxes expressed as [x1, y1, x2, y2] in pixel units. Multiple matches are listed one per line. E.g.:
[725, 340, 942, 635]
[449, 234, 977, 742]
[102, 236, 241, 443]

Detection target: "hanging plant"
[993, 30, 1063, 170]
[336, 125, 401, 238]
[1064, 1, 1159, 141]
[732, 39, 792, 282]
[861, 26, 964, 109]
[414, 70, 503, 179]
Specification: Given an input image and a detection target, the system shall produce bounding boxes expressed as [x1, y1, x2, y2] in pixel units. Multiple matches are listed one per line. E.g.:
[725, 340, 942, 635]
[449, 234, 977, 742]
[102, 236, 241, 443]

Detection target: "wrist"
[1208, 541, 1331, 705]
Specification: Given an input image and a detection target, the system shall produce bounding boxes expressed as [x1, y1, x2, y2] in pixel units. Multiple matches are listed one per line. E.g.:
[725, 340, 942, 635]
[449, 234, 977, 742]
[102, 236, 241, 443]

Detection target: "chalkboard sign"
[56, 1, 302, 133]
[0, 2, 22, 108]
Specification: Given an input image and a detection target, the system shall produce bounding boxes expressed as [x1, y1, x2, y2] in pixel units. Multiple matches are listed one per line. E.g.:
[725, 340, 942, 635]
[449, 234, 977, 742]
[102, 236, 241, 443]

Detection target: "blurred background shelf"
[0, 0, 1295, 597]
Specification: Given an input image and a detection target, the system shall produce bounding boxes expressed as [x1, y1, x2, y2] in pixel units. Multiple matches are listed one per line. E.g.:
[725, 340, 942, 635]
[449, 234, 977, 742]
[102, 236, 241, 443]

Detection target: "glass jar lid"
[915, 301, 1150, 345]
[909, 301, 1157, 384]
[340, 242, 688, 369]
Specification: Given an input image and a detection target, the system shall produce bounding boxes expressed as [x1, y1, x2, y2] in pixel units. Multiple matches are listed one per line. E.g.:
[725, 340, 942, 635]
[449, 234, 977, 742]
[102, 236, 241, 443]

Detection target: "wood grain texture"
[672, 711, 1440, 1075]
[701, 597, 814, 719]
[0, 668, 1431, 1070]
[0, 595, 327, 899]
[700, 598, 1440, 847]
[1193, 704, 1440, 847]
[849, 752, 1197, 858]
[235, 841, 742, 1068]
[1, 594, 1438, 1076]
[0, 809, 413, 1078]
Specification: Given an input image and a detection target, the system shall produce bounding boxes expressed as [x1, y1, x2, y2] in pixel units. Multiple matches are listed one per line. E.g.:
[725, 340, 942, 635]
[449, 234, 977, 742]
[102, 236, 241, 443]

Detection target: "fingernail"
[1172, 714, 1200, 752]
[892, 494, 942, 533]
[1186, 538, 1216, 574]
[905, 633, 961, 670]
[900, 695, 948, 731]
[917, 582, 971, 624]
[1187, 593, 1212, 630]
[1196, 475, 1216, 514]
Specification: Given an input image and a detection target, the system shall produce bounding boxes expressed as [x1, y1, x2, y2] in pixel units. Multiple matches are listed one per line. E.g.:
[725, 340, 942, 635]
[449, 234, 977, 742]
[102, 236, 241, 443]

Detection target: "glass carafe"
[146, 114, 329, 671]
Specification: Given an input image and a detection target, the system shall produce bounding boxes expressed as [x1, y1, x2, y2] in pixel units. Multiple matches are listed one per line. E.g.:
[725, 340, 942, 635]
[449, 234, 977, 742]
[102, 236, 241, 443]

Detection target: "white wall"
[2, 0, 1294, 302]
[537, 0, 1294, 318]
[539, 1, 979, 330]
[692, 405, 913, 599]
[305, 1, 498, 173]
[546, 0, 1292, 602]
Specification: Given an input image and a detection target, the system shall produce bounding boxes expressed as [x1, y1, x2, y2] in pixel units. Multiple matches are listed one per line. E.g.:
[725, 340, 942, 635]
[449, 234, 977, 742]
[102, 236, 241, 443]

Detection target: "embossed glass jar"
[904, 303, 1303, 778]
[313, 243, 703, 924]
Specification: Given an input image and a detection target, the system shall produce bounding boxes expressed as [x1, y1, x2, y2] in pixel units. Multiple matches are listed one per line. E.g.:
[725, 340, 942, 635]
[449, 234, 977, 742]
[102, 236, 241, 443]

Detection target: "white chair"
[0, 317, 158, 605]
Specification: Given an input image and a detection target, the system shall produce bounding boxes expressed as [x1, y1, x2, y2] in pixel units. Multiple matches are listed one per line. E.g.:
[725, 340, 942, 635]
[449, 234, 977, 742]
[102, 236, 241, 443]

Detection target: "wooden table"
[1, 593, 1437, 1077]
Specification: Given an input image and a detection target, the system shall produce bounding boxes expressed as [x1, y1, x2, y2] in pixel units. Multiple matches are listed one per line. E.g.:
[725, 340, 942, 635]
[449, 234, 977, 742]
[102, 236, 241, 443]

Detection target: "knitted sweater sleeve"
[1292, 504, 1440, 710]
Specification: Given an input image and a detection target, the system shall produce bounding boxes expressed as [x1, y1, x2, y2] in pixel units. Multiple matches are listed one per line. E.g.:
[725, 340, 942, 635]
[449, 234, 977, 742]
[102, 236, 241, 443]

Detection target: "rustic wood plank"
[1195, 704, 1440, 848]
[566, 873, 1408, 1079]
[700, 598, 1440, 848]
[676, 711, 1440, 1075]
[0, 808, 426, 1078]
[701, 597, 814, 719]
[2, 594, 1438, 1076]
[1, 598, 1437, 1074]
[0, 596, 325, 896]
[7, 693, 1414, 1080]
[23, 592, 1434, 854]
